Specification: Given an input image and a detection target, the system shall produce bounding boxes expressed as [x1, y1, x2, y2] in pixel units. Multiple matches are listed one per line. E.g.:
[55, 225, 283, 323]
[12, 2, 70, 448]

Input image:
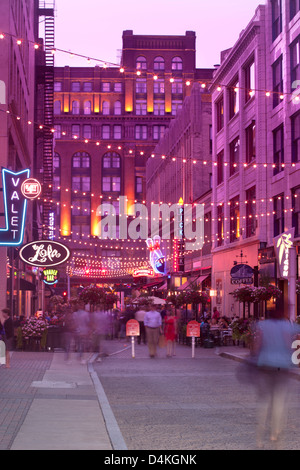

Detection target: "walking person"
[253, 308, 300, 447]
[164, 307, 177, 357]
[144, 303, 162, 358]
[73, 301, 91, 363]
[1, 308, 14, 368]
[62, 307, 74, 363]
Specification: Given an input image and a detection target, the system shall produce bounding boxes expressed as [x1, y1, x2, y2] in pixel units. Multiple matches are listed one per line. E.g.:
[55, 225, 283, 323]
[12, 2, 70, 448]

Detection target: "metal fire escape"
[38, 1, 55, 239]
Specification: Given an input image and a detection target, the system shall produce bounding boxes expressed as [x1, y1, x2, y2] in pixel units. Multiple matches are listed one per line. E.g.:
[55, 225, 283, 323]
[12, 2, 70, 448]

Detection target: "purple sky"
[52, 0, 264, 69]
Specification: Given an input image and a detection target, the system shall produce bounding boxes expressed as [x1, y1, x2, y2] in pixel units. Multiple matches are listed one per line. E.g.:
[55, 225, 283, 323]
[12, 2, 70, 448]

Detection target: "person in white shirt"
[135, 307, 147, 344]
[144, 304, 162, 358]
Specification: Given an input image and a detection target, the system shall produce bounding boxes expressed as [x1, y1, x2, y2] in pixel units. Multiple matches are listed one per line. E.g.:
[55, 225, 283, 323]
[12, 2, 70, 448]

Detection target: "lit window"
[172, 57, 183, 70]
[83, 100, 91, 115]
[114, 101, 122, 115]
[72, 100, 80, 115]
[154, 56, 165, 70]
[102, 101, 110, 115]
[136, 56, 147, 70]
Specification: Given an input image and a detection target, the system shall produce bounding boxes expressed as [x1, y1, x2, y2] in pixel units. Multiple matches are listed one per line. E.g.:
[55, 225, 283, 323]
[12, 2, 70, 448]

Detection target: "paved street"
[93, 341, 300, 451]
[1, 342, 300, 450]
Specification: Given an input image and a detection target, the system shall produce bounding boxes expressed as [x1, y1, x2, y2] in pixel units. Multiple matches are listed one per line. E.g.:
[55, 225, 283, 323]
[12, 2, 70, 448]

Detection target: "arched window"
[172, 57, 183, 71]
[72, 100, 80, 114]
[114, 100, 122, 115]
[102, 101, 110, 115]
[154, 56, 165, 71]
[136, 56, 147, 70]
[83, 100, 91, 115]
[72, 151, 90, 169]
[102, 152, 121, 169]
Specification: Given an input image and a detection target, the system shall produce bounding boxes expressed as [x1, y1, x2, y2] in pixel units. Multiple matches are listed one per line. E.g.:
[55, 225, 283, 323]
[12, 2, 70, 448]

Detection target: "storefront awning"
[157, 282, 167, 291]
[20, 278, 36, 292]
[142, 279, 164, 289]
[198, 275, 209, 284]
[178, 276, 198, 291]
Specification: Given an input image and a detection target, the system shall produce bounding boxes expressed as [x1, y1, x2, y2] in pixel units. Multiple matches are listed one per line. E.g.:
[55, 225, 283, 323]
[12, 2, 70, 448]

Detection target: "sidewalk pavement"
[1, 340, 300, 450]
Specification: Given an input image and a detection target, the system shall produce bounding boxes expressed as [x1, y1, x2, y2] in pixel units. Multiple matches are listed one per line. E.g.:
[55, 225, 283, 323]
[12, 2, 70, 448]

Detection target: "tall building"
[209, 0, 300, 319]
[53, 31, 213, 293]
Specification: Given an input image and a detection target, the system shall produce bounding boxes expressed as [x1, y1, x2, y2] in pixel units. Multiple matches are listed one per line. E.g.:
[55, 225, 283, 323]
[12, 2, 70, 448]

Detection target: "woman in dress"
[164, 307, 177, 357]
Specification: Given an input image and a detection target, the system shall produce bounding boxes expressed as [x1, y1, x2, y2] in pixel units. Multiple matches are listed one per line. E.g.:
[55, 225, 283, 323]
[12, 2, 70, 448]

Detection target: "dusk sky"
[52, 0, 265, 69]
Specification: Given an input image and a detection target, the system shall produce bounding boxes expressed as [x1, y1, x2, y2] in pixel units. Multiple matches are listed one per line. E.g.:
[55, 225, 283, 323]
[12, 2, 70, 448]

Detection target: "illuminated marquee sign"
[132, 268, 154, 277]
[146, 235, 165, 275]
[19, 240, 71, 267]
[42, 268, 59, 285]
[0, 168, 30, 246]
[274, 229, 294, 279]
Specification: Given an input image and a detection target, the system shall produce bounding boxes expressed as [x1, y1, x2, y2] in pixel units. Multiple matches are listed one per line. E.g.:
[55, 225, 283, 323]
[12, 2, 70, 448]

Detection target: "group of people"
[135, 303, 177, 358]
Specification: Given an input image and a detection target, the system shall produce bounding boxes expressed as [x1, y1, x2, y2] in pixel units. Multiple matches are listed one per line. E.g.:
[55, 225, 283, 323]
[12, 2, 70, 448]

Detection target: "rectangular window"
[83, 125, 92, 139]
[171, 79, 183, 94]
[114, 83, 122, 92]
[244, 59, 255, 102]
[246, 186, 256, 237]
[135, 125, 147, 140]
[272, 0, 282, 41]
[83, 82, 92, 92]
[136, 79, 147, 94]
[83, 100, 91, 115]
[216, 96, 224, 132]
[154, 79, 165, 94]
[171, 100, 182, 116]
[217, 204, 224, 246]
[72, 176, 90, 192]
[154, 100, 165, 116]
[292, 112, 300, 162]
[273, 125, 284, 175]
[153, 125, 165, 140]
[54, 124, 61, 139]
[229, 137, 240, 176]
[102, 82, 110, 92]
[136, 100, 147, 115]
[102, 125, 110, 139]
[54, 82, 62, 92]
[245, 120, 256, 163]
[290, 36, 300, 91]
[72, 198, 91, 216]
[217, 150, 224, 185]
[136, 176, 143, 195]
[230, 196, 240, 243]
[113, 125, 122, 139]
[229, 79, 239, 119]
[71, 82, 80, 92]
[102, 177, 121, 193]
[274, 194, 284, 237]
[292, 186, 300, 237]
[272, 55, 283, 108]
[71, 124, 80, 138]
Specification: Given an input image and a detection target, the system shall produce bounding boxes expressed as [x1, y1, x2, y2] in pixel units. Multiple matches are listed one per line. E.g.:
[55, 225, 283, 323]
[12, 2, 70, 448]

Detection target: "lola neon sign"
[0, 168, 30, 246]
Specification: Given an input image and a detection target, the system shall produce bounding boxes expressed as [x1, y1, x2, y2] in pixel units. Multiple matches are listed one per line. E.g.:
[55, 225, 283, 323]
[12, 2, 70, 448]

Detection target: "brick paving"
[0, 352, 53, 450]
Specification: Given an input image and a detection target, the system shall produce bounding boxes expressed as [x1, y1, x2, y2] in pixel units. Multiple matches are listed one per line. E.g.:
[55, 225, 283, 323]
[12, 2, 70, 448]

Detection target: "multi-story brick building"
[210, 0, 300, 319]
[53, 31, 213, 291]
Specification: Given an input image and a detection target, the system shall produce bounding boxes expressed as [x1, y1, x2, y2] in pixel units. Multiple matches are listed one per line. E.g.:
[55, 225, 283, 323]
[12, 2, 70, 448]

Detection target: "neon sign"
[146, 235, 165, 275]
[42, 268, 59, 285]
[0, 168, 30, 246]
[21, 178, 41, 200]
[274, 229, 294, 279]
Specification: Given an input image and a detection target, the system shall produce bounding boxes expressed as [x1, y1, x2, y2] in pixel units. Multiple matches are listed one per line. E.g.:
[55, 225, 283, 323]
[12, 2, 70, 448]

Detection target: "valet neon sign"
[0, 168, 30, 246]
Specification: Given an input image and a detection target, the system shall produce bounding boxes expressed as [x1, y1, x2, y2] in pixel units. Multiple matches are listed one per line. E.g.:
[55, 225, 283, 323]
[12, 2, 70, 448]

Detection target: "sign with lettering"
[186, 320, 200, 337]
[42, 268, 59, 285]
[0, 168, 30, 246]
[132, 268, 154, 277]
[126, 319, 140, 337]
[273, 229, 294, 279]
[230, 264, 254, 284]
[146, 235, 165, 275]
[19, 240, 71, 267]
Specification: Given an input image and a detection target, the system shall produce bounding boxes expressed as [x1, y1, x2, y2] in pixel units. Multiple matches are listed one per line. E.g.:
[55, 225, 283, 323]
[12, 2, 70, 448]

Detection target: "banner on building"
[273, 228, 294, 279]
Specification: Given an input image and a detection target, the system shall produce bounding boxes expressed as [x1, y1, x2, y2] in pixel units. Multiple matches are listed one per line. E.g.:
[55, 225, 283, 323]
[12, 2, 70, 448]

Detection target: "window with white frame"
[171, 79, 183, 94]
[83, 100, 91, 115]
[102, 125, 110, 139]
[72, 100, 80, 115]
[172, 57, 183, 70]
[102, 101, 110, 115]
[136, 56, 147, 70]
[114, 101, 122, 115]
[154, 79, 165, 94]
[154, 56, 165, 70]
[113, 125, 122, 139]
[136, 79, 147, 93]
[135, 125, 147, 140]
[136, 100, 147, 115]
[154, 100, 165, 115]
[153, 125, 166, 140]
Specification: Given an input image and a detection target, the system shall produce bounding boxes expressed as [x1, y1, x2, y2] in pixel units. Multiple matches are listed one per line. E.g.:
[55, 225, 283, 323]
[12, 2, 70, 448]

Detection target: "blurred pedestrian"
[144, 303, 162, 358]
[135, 306, 147, 344]
[164, 307, 177, 357]
[1, 308, 14, 368]
[93, 302, 109, 360]
[73, 301, 91, 363]
[212, 306, 220, 324]
[62, 307, 74, 363]
[253, 308, 300, 447]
